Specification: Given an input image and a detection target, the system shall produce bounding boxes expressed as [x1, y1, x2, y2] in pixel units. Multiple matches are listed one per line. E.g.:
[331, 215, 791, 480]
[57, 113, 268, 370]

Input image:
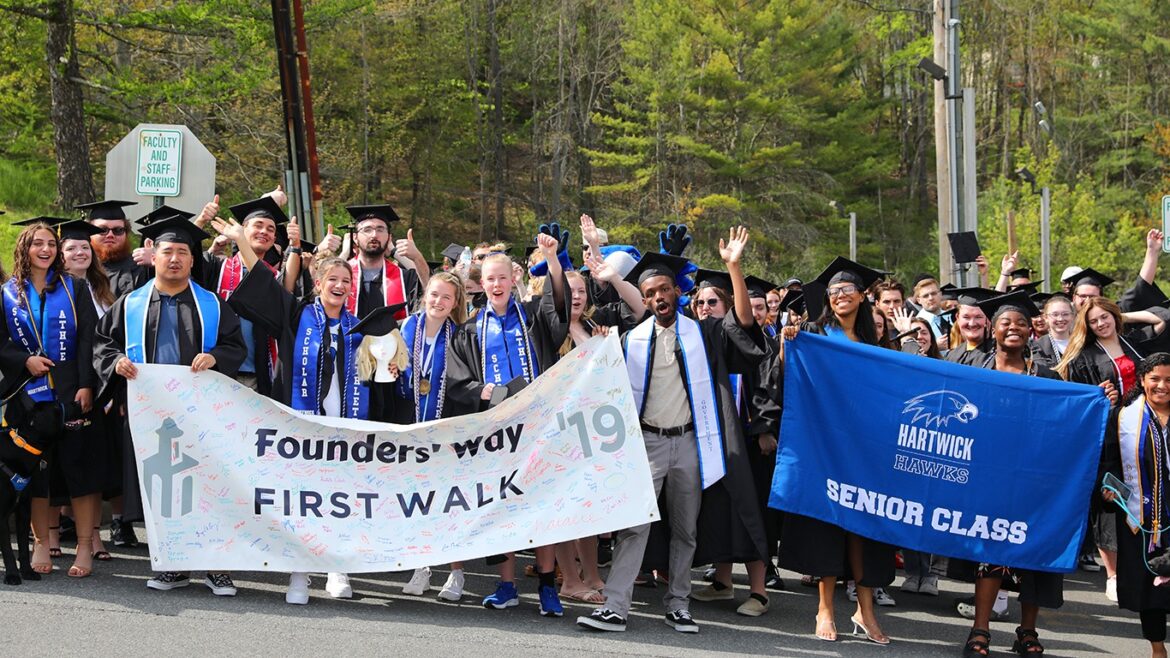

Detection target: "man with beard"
[78, 200, 148, 299]
[344, 204, 429, 319]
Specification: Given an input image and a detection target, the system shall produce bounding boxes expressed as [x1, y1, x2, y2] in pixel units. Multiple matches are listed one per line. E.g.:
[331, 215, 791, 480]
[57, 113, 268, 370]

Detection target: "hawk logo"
[901, 390, 979, 429]
[141, 417, 199, 518]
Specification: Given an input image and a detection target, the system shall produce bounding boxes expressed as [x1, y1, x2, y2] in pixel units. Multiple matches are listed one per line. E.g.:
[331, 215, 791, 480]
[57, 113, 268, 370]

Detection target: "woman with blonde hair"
[1054, 295, 1170, 601]
[214, 216, 402, 605]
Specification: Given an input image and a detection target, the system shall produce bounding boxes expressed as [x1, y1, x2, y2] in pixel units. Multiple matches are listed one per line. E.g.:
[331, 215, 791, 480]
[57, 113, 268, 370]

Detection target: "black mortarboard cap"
[778, 291, 805, 314]
[1062, 266, 1114, 290]
[693, 269, 733, 293]
[345, 204, 400, 226]
[441, 243, 466, 263]
[425, 260, 442, 271]
[975, 290, 1041, 319]
[57, 220, 103, 241]
[745, 275, 778, 299]
[782, 277, 802, 289]
[1007, 281, 1045, 294]
[1009, 267, 1035, 280]
[138, 215, 211, 250]
[812, 256, 884, 290]
[13, 216, 72, 227]
[348, 303, 408, 337]
[137, 204, 194, 227]
[228, 196, 289, 225]
[1030, 291, 1056, 306]
[623, 252, 690, 288]
[75, 200, 135, 221]
[523, 244, 539, 261]
[946, 231, 981, 264]
[941, 286, 999, 307]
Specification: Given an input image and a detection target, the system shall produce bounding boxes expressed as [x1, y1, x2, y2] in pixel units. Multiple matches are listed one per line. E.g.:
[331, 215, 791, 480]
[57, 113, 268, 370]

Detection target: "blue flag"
[770, 333, 1110, 573]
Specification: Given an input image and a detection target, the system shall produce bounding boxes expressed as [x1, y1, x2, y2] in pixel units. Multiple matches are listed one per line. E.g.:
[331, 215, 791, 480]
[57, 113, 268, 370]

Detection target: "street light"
[1014, 167, 1051, 293]
[829, 200, 857, 261]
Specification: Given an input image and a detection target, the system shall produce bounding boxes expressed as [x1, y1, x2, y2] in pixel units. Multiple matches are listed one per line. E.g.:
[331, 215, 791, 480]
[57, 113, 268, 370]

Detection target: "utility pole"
[932, 0, 953, 285]
[270, 0, 322, 241]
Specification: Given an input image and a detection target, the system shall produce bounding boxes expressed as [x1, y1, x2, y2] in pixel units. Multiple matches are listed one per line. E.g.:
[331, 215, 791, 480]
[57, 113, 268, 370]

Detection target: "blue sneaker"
[538, 584, 564, 617]
[482, 581, 519, 609]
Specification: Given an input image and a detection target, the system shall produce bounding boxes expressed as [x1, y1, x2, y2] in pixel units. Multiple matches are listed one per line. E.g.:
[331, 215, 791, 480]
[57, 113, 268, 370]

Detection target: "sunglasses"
[696, 298, 721, 307]
[98, 227, 128, 236]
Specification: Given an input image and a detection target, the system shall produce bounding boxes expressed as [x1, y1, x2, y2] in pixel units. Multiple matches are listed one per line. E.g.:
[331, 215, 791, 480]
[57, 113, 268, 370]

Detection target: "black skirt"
[27, 411, 106, 502]
[779, 512, 895, 587]
[947, 559, 1064, 609]
[694, 477, 767, 565]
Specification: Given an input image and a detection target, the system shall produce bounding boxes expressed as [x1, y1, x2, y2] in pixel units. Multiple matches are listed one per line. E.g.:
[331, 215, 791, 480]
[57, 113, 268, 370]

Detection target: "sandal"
[48, 526, 62, 558]
[815, 613, 837, 641]
[964, 628, 991, 657]
[92, 527, 112, 561]
[1011, 627, 1044, 655]
[31, 540, 52, 574]
[561, 588, 605, 603]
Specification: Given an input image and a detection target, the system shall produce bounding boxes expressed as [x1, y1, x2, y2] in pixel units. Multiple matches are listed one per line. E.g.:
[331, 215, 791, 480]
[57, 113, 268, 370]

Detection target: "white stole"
[1119, 394, 1155, 537]
[624, 313, 725, 489]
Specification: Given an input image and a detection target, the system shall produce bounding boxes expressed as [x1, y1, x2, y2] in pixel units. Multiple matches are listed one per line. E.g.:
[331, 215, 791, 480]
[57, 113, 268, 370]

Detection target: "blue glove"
[658, 223, 691, 256]
[539, 222, 570, 255]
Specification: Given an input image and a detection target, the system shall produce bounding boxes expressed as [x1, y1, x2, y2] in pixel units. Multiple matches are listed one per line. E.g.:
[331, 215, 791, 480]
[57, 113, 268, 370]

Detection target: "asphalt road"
[0, 533, 1148, 656]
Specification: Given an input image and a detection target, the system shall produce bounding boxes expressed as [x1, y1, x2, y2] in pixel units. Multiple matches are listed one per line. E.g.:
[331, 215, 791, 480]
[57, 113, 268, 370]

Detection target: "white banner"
[128, 334, 657, 572]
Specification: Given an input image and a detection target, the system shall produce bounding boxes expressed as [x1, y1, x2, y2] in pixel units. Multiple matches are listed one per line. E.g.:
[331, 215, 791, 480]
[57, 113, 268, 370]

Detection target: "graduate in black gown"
[778, 256, 896, 644]
[0, 220, 101, 578]
[953, 291, 1067, 658]
[93, 216, 246, 596]
[446, 231, 569, 614]
[77, 200, 149, 299]
[1101, 352, 1170, 657]
[941, 287, 997, 365]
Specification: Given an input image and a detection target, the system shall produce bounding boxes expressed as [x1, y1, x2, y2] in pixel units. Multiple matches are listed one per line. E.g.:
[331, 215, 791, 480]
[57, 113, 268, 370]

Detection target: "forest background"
[2, 0, 1169, 285]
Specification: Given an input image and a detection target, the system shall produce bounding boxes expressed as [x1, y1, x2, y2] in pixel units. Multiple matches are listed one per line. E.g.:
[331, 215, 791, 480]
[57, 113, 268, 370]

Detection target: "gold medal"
[419, 379, 432, 395]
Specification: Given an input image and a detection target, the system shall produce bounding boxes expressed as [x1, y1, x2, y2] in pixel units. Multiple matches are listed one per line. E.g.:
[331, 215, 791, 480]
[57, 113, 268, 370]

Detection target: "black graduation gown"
[1118, 277, 1169, 314]
[944, 338, 994, 366]
[446, 273, 570, 414]
[0, 275, 102, 500]
[778, 322, 897, 587]
[748, 339, 785, 559]
[202, 253, 283, 400]
[102, 256, 148, 299]
[94, 282, 247, 522]
[1065, 310, 1170, 391]
[1030, 335, 1065, 368]
[1101, 407, 1170, 614]
[225, 264, 400, 421]
[354, 261, 423, 319]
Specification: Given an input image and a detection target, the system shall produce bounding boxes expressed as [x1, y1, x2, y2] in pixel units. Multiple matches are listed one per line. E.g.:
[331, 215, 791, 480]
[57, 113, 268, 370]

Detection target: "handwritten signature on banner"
[129, 334, 659, 573]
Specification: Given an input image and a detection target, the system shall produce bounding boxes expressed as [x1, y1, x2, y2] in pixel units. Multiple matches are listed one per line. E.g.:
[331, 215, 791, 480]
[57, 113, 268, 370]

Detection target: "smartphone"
[1103, 472, 1135, 506]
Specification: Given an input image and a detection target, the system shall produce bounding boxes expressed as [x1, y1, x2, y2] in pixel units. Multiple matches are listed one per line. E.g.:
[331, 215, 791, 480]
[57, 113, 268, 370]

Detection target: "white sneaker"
[403, 566, 431, 596]
[1106, 576, 1118, 602]
[438, 569, 464, 601]
[287, 572, 310, 605]
[874, 587, 897, 607]
[326, 572, 353, 599]
[846, 581, 858, 602]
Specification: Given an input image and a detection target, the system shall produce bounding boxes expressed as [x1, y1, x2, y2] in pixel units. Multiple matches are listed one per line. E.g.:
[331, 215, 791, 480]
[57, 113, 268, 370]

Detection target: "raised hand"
[892, 307, 914, 334]
[584, 253, 617, 282]
[1148, 228, 1165, 254]
[536, 231, 559, 259]
[974, 254, 989, 276]
[194, 194, 219, 228]
[1000, 250, 1019, 276]
[395, 228, 421, 262]
[719, 225, 750, 265]
[659, 223, 691, 256]
[318, 224, 341, 255]
[132, 238, 155, 266]
[210, 216, 245, 244]
[265, 184, 288, 208]
[580, 214, 600, 247]
[286, 218, 301, 249]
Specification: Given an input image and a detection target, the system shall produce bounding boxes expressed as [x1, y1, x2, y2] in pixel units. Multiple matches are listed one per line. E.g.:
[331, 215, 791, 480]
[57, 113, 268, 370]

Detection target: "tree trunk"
[487, 0, 506, 240]
[46, 0, 94, 209]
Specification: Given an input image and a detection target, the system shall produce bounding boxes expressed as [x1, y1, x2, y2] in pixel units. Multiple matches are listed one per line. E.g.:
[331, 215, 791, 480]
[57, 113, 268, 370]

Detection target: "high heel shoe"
[851, 614, 890, 645]
[68, 535, 93, 578]
[47, 526, 62, 558]
[815, 613, 837, 641]
[31, 540, 52, 574]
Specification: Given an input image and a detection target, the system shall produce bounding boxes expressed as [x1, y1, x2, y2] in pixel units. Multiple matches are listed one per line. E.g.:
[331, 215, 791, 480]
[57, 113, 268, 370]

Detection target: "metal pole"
[849, 212, 857, 261]
[932, 0, 952, 285]
[946, 17, 964, 287]
[1040, 187, 1051, 293]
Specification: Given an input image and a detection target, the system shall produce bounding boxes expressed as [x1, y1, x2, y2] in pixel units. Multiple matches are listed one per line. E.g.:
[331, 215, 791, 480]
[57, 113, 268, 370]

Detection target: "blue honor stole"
[401, 313, 450, 422]
[124, 282, 220, 364]
[477, 296, 539, 385]
[292, 302, 368, 419]
[624, 313, 726, 489]
[2, 273, 77, 402]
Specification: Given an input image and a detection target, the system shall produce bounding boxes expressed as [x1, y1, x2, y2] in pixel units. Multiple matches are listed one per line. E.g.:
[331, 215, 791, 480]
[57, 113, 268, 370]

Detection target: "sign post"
[1162, 195, 1170, 254]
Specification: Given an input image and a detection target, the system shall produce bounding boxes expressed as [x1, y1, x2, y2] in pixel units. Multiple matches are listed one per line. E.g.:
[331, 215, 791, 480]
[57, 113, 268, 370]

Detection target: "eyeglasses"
[1046, 312, 1072, 320]
[98, 227, 127, 236]
[828, 284, 860, 298]
[696, 298, 721, 307]
[357, 226, 388, 236]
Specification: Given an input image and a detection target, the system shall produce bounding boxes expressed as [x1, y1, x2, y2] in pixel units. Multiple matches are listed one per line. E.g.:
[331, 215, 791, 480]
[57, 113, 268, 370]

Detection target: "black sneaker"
[147, 572, 190, 591]
[765, 573, 786, 591]
[1079, 553, 1101, 572]
[204, 573, 238, 597]
[665, 609, 699, 633]
[58, 514, 77, 542]
[111, 518, 140, 548]
[577, 608, 627, 632]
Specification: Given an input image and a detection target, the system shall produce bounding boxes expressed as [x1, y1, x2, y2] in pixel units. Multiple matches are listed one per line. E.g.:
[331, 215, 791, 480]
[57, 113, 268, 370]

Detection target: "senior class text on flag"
[769, 332, 1110, 573]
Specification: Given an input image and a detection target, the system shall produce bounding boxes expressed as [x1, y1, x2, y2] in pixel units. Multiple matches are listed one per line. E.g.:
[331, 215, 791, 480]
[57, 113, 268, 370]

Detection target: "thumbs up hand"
[132, 238, 155, 266]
